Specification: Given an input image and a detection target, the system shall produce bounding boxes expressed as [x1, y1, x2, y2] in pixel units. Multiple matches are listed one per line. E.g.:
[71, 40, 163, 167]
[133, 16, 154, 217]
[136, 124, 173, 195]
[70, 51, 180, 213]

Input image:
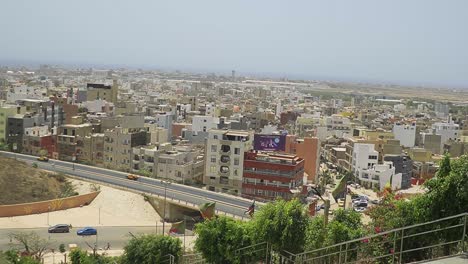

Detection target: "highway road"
[0, 226, 193, 251]
[0, 151, 257, 218]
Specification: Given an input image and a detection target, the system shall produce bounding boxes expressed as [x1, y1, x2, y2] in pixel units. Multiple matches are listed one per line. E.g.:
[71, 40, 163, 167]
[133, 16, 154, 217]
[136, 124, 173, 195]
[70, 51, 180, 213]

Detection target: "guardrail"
[281, 212, 467, 264]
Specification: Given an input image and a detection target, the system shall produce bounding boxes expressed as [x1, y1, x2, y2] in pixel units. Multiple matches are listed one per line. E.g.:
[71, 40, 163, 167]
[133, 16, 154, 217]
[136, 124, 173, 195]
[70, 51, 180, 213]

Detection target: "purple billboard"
[254, 134, 286, 151]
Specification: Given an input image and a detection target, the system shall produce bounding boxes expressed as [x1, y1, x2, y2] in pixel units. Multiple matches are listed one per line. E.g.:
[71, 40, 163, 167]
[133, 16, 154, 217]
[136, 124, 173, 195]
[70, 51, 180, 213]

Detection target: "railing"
[181, 252, 206, 264]
[283, 212, 467, 264]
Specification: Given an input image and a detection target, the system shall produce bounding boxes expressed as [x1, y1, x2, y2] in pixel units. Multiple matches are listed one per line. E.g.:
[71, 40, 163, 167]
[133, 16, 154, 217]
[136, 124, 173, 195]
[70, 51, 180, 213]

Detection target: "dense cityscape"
[1, 1, 468, 263]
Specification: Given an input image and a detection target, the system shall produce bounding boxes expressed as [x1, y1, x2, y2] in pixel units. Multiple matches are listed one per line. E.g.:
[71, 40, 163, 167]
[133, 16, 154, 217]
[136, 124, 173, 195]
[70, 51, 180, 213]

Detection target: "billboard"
[254, 134, 286, 151]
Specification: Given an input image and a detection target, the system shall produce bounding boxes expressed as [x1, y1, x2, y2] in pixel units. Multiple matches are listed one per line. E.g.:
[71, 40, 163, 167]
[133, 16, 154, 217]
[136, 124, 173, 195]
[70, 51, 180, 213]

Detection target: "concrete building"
[431, 122, 460, 151]
[242, 151, 304, 201]
[57, 123, 94, 161]
[103, 127, 148, 171]
[356, 162, 397, 191]
[132, 143, 204, 184]
[192, 115, 220, 133]
[6, 85, 44, 103]
[393, 123, 416, 148]
[76, 133, 105, 166]
[204, 129, 253, 194]
[153, 112, 174, 141]
[384, 154, 413, 189]
[352, 143, 379, 174]
[86, 80, 118, 103]
[145, 123, 169, 144]
[0, 105, 19, 143]
[284, 135, 320, 182]
[423, 134, 442, 155]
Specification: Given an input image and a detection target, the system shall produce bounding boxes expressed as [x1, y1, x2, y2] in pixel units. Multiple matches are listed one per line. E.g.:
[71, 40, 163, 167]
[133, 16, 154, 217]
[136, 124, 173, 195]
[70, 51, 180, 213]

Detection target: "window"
[210, 156, 216, 163]
[63, 129, 68, 135]
[210, 165, 216, 173]
[211, 145, 217, 152]
[72, 130, 76, 136]
[214, 135, 218, 140]
[234, 148, 240, 155]
[234, 158, 239, 166]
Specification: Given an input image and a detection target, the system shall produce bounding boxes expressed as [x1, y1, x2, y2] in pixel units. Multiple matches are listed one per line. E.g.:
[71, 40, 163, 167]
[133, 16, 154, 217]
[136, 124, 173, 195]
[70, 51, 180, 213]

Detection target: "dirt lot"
[0, 157, 76, 205]
[0, 179, 161, 228]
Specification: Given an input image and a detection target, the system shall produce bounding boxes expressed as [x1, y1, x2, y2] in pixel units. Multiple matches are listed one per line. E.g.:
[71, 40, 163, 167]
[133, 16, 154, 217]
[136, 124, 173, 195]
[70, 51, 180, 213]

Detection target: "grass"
[0, 157, 78, 205]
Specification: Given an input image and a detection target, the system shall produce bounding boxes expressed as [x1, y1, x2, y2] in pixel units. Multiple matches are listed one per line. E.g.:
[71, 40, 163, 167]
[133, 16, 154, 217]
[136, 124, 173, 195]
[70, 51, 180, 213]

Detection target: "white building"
[204, 129, 253, 194]
[192, 115, 220, 133]
[357, 161, 399, 191]
[393, 123, 416, 148]
[6, 85, 44, 103]
[352, 143, 379, 173]
[432, 122, 459, 149]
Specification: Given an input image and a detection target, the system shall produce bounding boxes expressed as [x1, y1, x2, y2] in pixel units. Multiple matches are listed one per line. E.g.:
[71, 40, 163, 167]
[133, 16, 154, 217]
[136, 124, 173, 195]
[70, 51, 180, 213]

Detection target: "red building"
[242, 150, 304, 201]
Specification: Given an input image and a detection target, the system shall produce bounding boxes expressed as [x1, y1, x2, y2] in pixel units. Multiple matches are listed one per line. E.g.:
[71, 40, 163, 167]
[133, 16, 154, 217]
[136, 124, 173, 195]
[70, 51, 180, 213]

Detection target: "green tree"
[122, 234, 182, 264]
[437, 154, 451, 178]
[69, 249, 120, 264]
[194, 216, 253, 264]
[250, 199, 309, 254]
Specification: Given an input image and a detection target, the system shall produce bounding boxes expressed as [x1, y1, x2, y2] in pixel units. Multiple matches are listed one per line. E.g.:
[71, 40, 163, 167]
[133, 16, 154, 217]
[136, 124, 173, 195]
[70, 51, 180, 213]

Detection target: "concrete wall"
[0, 191, 100, 217]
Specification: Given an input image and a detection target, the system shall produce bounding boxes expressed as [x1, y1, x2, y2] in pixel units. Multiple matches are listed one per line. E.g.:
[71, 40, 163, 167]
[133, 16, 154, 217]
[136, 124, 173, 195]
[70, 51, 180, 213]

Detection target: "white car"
[354, 207, 366, 213]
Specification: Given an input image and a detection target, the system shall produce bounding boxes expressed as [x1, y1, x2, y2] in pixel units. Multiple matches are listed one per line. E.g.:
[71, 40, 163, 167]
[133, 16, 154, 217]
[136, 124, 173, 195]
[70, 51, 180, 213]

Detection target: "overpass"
[0, 151, 257, 219]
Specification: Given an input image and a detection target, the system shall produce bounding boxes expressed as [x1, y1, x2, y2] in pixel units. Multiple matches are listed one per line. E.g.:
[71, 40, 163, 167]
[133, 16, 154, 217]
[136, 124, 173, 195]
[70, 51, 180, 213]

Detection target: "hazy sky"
[1, 0, 468, 87]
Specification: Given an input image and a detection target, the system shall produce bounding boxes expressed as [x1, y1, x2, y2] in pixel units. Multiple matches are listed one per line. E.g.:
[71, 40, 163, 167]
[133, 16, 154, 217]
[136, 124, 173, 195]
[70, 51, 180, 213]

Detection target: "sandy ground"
[0, 179, 161, 228]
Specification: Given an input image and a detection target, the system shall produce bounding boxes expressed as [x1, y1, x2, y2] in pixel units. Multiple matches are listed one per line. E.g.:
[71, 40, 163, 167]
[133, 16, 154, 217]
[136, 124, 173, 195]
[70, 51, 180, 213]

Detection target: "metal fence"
[281, 212, 467, 264]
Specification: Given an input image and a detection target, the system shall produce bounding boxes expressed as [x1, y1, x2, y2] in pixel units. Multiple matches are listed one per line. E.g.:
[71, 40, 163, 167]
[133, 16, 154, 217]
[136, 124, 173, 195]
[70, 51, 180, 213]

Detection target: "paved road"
[0, 226, 193, 251]
[0, 151, 257, 218]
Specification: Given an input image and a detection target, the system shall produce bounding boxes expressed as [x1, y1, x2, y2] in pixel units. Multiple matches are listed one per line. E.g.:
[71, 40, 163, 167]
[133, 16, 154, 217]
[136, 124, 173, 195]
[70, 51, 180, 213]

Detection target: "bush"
[122, 234, 182, 264]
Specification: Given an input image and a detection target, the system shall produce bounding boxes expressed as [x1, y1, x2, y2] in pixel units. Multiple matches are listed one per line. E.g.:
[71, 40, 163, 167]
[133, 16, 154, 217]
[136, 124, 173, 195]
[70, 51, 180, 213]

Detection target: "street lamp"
[161, 180, 171, 235]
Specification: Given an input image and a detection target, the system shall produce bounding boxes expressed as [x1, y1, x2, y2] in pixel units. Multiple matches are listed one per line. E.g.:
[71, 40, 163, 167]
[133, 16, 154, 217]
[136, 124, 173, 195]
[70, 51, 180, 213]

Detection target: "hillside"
[0, 157, 76, 205]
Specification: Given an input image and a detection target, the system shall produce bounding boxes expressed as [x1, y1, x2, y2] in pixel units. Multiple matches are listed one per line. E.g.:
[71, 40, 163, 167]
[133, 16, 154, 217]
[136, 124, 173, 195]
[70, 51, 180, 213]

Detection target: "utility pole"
[161, 180, 171, 235]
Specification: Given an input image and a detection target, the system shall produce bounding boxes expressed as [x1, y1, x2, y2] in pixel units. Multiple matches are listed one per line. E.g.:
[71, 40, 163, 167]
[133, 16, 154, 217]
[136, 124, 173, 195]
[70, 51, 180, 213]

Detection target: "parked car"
[77, 227, 97, 236]
[354, 207, 366, 213]
[353, 200, 368, 208]
[37, 156, 49, 162]
[48, 224, 70, 233]
[371, 199, 380, 205]
[127, 174, 139, 181]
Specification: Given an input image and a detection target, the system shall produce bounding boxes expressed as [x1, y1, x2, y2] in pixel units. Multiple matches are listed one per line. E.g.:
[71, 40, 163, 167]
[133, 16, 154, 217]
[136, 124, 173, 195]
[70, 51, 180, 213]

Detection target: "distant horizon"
[2, 1, 468, 90]
[1, 58, 466, 91]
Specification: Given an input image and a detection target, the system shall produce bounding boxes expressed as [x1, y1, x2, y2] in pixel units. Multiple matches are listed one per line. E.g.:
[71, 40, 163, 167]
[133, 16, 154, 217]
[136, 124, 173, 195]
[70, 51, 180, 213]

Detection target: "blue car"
[77, 227, 97, 236]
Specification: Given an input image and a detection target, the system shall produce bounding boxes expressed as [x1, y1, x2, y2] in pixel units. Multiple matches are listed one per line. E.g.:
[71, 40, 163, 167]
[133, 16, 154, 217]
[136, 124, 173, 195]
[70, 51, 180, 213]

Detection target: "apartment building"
[285, 136, 320, 183]
[356, 161, 397, 190]
[204, 129, 253, 194]
[393, 123, 416, 148]
[76, 133, 105, 166]
[192, 115, 219, 133]
[132, 143, 204, 183]
[103, 127, 148, 171]
[85, 80, 118, 103]
[352, 143, 379, 174]
[22, 126, 56, 157]
[242, 151, 304, 201]
[383, 154, 413, 189]
[57, 123, 93, 161]
[0, 105, 19, 143]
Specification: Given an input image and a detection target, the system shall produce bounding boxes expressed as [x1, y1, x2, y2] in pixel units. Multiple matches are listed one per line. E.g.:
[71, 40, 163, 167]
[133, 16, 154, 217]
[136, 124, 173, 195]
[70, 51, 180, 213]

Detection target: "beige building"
[204, 129, 253, 195]
[132, 143, 204, 183]
[103, 127, 148, 171]
[145, 123, 169, 144]
[76, 133, 105, 166]
[86, 80, 118, 103]
[57, 123, 94, 161]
